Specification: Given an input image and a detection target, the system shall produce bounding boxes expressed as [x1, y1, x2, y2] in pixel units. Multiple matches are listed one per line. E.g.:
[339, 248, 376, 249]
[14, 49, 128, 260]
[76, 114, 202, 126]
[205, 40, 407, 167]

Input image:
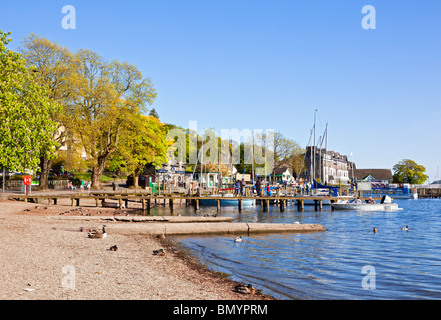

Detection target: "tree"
[67, 49, 156, 189]
[257, 131, 303, 181]
[148, 108, 159, 119]
[19, 34, 74, 189]
[117, 114, 169, 188]
[393, 159, 428, 185]
[0, 31, 60, 173]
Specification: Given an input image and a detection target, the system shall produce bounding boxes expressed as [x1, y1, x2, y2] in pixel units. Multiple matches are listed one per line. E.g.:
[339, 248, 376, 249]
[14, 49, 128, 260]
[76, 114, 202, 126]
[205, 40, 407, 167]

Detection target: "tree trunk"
[133, 173, 139, 189]
[91, 156, 108, 190]
[39, 155, 53, 191]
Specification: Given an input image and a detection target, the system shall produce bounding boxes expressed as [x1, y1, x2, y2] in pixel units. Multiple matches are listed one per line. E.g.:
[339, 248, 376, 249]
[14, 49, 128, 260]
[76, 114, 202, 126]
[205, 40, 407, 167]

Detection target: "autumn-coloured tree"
[67, 49, 156, 189]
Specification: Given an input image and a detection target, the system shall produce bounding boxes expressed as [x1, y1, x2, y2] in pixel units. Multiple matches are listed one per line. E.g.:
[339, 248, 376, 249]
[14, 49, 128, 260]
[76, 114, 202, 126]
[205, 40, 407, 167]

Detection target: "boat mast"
[324, 123, 328, 184]
[200, 137, 203, 188]
[313, 109, 317, 190]
[251, 136, 255, 185]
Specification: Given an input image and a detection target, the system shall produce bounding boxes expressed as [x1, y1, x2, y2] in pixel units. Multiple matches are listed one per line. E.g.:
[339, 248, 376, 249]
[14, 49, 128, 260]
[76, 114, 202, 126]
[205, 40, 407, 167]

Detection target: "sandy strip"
[0, 200, 272, 300]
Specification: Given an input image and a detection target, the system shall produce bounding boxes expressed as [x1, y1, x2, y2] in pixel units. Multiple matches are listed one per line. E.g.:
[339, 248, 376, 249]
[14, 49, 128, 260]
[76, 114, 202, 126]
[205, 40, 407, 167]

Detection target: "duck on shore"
[233, 284, 256, 295]
[88, 225, 107, 239]
[153, 249, 165, 256]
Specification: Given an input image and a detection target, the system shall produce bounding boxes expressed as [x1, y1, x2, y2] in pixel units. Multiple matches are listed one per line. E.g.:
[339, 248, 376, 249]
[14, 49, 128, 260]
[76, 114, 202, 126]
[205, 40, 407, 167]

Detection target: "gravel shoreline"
[0, 200, 273, 300]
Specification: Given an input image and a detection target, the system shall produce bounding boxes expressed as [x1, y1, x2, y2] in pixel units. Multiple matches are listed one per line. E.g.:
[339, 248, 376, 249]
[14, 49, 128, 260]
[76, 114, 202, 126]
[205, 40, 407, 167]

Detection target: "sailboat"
[301, 110, 348, 205]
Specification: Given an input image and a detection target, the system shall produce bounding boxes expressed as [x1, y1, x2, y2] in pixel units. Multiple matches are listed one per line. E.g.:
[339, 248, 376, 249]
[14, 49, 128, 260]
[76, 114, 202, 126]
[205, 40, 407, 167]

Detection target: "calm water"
[148, 199, 441, 300]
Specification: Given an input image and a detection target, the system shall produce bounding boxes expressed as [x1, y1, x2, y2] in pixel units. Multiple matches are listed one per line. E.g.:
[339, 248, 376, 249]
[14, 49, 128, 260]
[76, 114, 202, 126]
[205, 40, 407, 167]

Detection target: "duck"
[88, 225, 107, 239]
[233, 284, 255, 295]
[234, 236, 243, 242]
[401, 226, 409, 231]
[153, 249, 165, 256]
[108, 245, 118, 251]
[373, 227, 378, 233]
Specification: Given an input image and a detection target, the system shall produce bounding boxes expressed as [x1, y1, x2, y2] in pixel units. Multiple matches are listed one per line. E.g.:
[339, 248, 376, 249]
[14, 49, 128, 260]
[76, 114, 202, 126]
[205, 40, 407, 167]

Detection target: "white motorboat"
[331, 196, 401, 211]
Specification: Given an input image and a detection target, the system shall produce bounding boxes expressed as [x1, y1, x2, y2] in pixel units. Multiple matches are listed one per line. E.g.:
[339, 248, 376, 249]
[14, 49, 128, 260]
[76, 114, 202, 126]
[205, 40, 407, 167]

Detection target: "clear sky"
[1, 1, 441, 181]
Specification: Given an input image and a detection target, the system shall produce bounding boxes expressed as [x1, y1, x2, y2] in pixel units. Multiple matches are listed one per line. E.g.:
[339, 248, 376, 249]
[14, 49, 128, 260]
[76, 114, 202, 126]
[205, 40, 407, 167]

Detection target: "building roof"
[274, 166, 291, 175]
[354, 169, 393, 181]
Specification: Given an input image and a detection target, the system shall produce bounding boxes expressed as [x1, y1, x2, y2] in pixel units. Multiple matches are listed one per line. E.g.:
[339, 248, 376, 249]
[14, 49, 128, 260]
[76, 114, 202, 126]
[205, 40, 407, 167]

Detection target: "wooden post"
[194, 199, 200, 211]
[71, 198, 75, 207]
[314, 200, 318, 211]
[238, 199, 243, 212]
[76, 198, 80, 207]
[119, 198, 123, 209]
[262, 199, 269, 212]
[297, 199, 304, 211]
[169, 198, 174, 208]
[217, 199, 221, 212]
[125, 198, 129, 209]
[319, 200, 323, 211]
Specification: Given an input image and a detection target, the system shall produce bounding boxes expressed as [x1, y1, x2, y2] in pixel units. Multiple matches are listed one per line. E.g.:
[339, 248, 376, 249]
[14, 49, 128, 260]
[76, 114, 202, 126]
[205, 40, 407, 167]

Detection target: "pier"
[417, 187, 441, 199]
[7, 190, 379, 213]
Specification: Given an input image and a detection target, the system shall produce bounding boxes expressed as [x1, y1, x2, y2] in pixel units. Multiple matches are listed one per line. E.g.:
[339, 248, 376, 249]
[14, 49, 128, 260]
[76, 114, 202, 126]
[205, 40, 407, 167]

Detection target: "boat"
[303, 182, 353, 206]
[331, 196, 400, 211]
[199, 194, 255, 207]
[360, 183, 418, 200]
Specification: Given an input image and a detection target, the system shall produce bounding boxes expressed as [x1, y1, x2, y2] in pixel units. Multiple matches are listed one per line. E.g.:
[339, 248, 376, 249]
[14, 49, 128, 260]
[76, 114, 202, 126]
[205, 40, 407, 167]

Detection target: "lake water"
[148, 199, 441, 300]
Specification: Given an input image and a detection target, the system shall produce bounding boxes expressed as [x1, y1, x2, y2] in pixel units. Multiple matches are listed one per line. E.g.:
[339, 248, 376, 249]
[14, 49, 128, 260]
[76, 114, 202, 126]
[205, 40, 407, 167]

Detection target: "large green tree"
[393, 159, 428, 185]
[0, 31, 60, 173]
[19, 34, 74, 189]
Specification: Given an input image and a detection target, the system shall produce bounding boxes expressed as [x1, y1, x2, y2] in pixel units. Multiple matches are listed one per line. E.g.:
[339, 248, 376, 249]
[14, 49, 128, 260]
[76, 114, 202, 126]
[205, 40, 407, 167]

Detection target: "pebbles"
[0, 201, 269, 300]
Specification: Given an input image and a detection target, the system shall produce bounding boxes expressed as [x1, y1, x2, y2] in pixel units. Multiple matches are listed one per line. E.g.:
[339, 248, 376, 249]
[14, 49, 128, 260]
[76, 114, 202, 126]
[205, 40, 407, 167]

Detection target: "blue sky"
[1, 1, 441, 181]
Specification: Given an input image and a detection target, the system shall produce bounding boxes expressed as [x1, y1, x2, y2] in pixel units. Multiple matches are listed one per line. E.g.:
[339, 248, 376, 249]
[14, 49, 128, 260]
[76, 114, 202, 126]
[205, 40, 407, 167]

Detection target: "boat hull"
[331, 203, 400, 211]
[200, 198, 255, 207]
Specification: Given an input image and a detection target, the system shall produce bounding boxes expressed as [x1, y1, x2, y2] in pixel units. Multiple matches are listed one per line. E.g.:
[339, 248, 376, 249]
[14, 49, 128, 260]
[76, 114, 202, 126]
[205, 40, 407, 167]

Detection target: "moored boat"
[199, 194, 255, 207]
[331, 196, 401, 211]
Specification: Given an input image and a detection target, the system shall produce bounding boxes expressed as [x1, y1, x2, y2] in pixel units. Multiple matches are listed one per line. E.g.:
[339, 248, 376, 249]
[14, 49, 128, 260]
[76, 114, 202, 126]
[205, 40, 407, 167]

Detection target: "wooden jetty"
[417, 187, 441, 199]
[7, 191, 380, 213]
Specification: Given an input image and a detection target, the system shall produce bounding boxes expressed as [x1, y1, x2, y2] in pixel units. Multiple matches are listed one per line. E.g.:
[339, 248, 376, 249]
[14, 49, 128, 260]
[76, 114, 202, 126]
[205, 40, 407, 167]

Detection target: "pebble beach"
[0, 200, 271, 300]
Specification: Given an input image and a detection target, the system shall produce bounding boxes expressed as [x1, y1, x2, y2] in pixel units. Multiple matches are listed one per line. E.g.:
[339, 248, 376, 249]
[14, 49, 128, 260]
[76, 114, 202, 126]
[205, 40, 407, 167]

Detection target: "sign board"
[23, 176, 33, 186]
[357, 181, 372, 191]
[236, 174, 251, 182]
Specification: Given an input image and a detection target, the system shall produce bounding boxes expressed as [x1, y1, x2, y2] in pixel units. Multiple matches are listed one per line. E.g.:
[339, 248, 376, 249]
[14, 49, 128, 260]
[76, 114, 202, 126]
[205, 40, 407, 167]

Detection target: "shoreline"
[0, 200, 274, 300]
